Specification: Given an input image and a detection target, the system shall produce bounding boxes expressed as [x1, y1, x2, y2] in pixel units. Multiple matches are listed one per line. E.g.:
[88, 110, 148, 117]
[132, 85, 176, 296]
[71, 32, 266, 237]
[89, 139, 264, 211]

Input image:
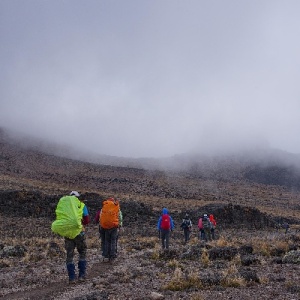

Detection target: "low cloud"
[1, 1, 300, 158]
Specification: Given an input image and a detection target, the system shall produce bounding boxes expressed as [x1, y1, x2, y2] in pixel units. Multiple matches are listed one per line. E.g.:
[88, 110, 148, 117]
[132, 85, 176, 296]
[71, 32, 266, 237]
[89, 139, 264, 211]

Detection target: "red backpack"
[160, 214, 171, 230]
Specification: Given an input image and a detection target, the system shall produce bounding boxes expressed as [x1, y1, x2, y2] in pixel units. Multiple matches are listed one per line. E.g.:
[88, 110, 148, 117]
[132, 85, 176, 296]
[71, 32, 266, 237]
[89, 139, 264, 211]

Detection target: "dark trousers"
[161, 229, 170, 250]
[183, 228, 191, 242]
[211, 228, 215, 239]
[203, 228, 212, 241]
[65, 233, 87, 264]
[199, 229, 205, 240]
[103, 227, 118, 259]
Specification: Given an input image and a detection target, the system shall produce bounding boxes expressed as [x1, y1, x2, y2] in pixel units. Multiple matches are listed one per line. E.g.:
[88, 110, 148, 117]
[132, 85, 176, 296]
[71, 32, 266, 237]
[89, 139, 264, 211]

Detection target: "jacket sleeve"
[82, 205, 90, 225]
[119, 210, 123, 227]
[157, 216, 162, 230]
[94, 210, 100, 224]
[170, 217, 175, 230]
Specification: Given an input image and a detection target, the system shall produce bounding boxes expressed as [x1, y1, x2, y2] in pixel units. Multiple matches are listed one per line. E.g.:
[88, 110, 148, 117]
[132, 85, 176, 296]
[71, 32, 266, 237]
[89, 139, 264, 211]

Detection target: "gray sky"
[1, 0, 300, 158]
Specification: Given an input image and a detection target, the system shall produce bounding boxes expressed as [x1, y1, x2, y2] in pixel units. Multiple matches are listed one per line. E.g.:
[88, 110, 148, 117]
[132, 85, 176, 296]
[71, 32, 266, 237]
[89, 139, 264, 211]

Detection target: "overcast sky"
[1, 1, 300, 158]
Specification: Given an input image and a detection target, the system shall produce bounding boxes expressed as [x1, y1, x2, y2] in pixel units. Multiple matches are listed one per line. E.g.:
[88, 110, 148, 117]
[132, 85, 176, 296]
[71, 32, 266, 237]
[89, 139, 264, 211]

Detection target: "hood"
[162, 208, 168, 214]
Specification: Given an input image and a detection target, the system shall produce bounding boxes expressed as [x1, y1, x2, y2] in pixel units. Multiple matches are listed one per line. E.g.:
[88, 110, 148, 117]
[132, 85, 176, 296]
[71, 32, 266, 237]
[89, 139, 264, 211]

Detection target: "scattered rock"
[240, 254, 259, 266]
[150, 291, 164, 299]
[239, 244, 253, 255]
[238, 267, 260, 283]
[0, 245, 27, 258]
[282, 250, 300, 264]
[208, 246, 238, 260]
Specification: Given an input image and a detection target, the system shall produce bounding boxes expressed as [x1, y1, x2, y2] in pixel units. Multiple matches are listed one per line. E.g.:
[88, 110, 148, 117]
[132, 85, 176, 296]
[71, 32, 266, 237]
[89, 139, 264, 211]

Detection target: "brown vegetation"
[0, 134, 300, 299]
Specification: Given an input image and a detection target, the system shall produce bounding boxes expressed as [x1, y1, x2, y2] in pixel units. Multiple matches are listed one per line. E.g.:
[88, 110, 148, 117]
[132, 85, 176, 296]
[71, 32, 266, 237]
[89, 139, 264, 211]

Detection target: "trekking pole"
[116, 229, 119, 253]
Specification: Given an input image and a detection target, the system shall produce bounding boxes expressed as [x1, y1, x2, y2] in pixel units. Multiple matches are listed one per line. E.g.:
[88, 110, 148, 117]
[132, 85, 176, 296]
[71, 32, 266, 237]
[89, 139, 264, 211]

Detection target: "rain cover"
[51, 196, 84, 239]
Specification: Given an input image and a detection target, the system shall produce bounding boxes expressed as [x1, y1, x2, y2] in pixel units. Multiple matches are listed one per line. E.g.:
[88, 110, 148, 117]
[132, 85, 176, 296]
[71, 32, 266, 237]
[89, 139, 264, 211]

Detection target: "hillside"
[1, 129, 300, 299]
[1, 128, 300, 220]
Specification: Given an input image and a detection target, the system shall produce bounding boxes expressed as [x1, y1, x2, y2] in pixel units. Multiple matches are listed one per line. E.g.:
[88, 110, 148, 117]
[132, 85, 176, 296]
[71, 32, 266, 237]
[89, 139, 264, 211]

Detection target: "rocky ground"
[1, 190, 300, 300]
[1, 133, 300, 299]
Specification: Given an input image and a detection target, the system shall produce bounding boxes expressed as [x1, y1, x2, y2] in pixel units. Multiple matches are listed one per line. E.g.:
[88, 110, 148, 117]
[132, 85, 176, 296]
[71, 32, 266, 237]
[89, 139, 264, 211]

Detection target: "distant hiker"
[282, 222, 290, 234]
[157, 208, 175, 250]
[51, 191, 90, 284]
[99, 197, 123, 262]
[198, 214, 212, 241]
[180, 213, 192, 243]
[209, 214, 217, 240]
[198, 216, 204, 240]
[276, 221, 290, 234]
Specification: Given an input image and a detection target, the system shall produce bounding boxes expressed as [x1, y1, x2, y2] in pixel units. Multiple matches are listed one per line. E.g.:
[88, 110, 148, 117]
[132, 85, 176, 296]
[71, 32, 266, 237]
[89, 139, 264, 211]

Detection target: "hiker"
[51, 191, 90, 283]
[198, 216, 204, 240]
[180, 213, 192, 243]
[209, 214, 217, 240]
[99, 197, 123, 262]
[157, 208, 175, 250]
[282, 222, 290, 234]
[198, 214, 212, 241]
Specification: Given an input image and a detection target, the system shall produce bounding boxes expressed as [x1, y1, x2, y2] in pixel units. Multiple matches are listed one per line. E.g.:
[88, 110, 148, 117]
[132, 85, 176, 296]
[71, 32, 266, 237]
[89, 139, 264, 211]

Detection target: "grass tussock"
[163, 267, 204, 291]
[200, 249, 210, 267]
[221, 264, 246, 288]
[0, 236, 67, 264]
[252, 237, 290, 257]
[214, 235, 237, 247]
[166, 258, 180, 269]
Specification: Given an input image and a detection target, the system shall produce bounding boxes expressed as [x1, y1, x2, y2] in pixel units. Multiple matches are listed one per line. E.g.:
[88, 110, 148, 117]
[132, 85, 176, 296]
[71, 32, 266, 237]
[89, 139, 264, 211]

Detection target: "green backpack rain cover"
[51, 195, 84, 239]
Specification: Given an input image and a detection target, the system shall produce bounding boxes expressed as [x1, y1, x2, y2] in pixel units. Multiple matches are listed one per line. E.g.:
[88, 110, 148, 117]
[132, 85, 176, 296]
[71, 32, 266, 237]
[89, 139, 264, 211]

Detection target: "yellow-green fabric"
[51, 195, 84, 239]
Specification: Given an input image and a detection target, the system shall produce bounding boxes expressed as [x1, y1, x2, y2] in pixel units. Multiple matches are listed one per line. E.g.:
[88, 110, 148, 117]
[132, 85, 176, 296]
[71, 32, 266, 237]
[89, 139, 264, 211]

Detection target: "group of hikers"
[51, 191, 124, 283]
[159, 209, 217, 250]
[180, 214, 217, 243]
[51, 191, 217, 283]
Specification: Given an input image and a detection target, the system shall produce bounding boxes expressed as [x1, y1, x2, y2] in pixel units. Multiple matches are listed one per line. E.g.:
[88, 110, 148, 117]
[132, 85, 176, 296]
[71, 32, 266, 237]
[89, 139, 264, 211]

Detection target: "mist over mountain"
[1, 127, 300, 191]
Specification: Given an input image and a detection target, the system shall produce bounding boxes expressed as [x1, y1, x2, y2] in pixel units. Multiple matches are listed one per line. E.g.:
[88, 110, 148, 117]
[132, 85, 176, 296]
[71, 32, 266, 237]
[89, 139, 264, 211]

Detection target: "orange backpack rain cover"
[100, 198, 120, 229]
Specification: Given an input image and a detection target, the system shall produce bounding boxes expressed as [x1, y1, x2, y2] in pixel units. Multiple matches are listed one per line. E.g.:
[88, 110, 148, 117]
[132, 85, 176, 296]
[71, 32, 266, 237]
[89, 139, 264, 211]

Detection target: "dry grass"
[2, 140, 300, 299]
[251, 236, 290, 257]
[163, 267, 204, 291]
[166, 259, 181, 269]
[200, 248, 210, 267]
[221, 264, 246, 287]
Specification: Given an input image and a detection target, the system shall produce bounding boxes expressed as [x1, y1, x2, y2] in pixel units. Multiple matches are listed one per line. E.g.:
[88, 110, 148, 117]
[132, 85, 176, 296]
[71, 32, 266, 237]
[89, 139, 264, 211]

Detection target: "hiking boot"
[109, 256, 117, 263]
[103, 257, 109, 262]
[69, 279, 77, 284]
[78, 276, 86, 282]
[78, 260, 86, 280]
[66, 263, 76, 283]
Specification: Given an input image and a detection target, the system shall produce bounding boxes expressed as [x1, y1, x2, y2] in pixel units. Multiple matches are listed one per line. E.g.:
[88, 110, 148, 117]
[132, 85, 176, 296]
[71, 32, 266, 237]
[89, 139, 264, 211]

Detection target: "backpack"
[202, 217, 211, 229]
[160, 214, 171, 230]
[182, 219, 191, 229]
[51, 195, 84, 239]
[100, 198, 120, 229]
[210, 217, 217, 228]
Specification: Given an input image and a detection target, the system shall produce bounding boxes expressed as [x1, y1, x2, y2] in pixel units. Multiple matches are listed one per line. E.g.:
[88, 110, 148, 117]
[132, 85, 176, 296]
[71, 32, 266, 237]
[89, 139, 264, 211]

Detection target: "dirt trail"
[1, 261, 112, 300]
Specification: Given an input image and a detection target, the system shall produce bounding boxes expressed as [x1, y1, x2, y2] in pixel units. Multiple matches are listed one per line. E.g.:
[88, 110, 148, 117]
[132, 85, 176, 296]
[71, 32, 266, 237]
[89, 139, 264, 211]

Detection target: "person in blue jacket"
[157, 208, 175, 250]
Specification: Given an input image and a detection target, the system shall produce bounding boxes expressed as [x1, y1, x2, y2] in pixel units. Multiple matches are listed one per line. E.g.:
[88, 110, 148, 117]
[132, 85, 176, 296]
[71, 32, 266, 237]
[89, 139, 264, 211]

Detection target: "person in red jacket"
[209, 214, 217, 240]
